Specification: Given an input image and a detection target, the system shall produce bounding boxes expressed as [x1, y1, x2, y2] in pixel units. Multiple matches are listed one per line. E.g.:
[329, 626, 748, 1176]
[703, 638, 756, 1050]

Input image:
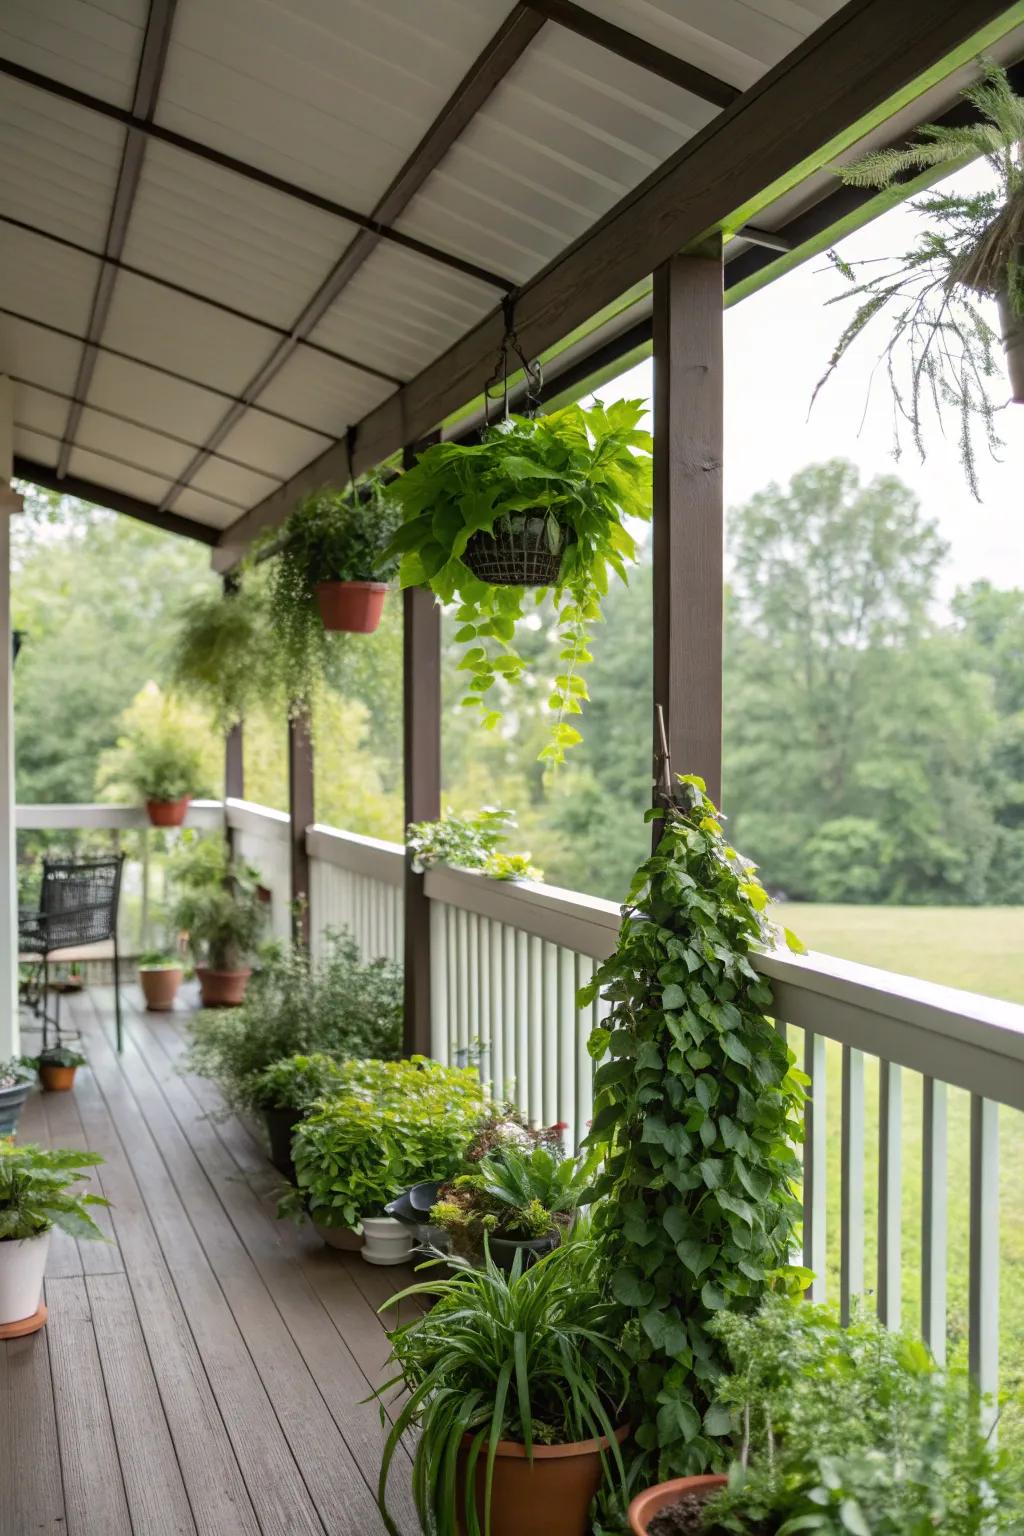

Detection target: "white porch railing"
[307, 823, 404, 965]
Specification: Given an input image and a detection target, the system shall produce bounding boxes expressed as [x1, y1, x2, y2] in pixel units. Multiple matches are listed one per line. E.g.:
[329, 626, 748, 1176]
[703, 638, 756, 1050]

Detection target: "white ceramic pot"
[0, 1229, 50, 1324]
[361, 1215, 414, 1266]
[313, 1221, 364, 1252]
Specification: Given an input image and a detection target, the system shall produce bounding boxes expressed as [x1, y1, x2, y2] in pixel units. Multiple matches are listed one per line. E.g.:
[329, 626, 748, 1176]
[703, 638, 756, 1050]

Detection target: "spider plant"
[374, 1234, 628, 1536]
[815, 59, 1024, 497]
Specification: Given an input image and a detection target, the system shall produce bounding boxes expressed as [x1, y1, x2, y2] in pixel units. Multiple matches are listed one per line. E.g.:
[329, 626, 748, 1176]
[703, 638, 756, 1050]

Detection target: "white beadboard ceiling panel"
[157, 0, 518, 214]
[75, 407, 195, 482]
[395, 24, 718, 283]
[311, 244, 497, 380]
[13, 383, 68, 440]
[0, 221, 100, 335]
[574, 0, 845, 92]
[0, 78, 126, 249]
[172, 487, 245, 529]
[101, 271, 281, 395]
[86, 352, 232, 445]
[121, 141, 357, 330]
[0, 0, 147, 108]
[15, 428, 60, 468]
[0, 315, 82, 399]
[67, 446, 174, 507]
[215, 411, 332, 482]
[255, 348, 396, 439]
[189, 456, 280, 509]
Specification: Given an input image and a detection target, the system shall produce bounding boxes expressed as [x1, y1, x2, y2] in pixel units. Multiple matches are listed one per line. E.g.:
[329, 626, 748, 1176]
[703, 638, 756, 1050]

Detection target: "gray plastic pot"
[0, 1080, 31, 1135]
[488, 1233, 558, 1272]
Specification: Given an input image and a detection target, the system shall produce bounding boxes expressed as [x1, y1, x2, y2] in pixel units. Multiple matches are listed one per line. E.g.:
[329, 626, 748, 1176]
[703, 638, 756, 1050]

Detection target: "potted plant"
[171, 836, 265, 1006]
[34, 1045, 87, 1092]
[430, 1142, 595, 1271]
[388, 400, 652, 764]
[170, 578, 280, 731]
[0, 1140, 109, 1335]
[280, 1057, 485, 1259]
[408, 806, 543, 881]
[185, 931, 403, 1128]
[250, 1052, 350, 1181]
[0, 1060, 34, 1135]
[265, 477, 400, 709]
[375, 1234, 629, 1536]
[628, 1297, 1021, 1534]
[97, 681, 209, 826]
[579, 774, 808, 1478]
[815, 61, 1024, 497]
[137, 949, 184, 1012]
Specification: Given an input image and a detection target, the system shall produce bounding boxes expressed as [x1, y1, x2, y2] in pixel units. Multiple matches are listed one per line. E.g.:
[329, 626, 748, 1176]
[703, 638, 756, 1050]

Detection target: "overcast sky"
[600, 164, 1023, 603]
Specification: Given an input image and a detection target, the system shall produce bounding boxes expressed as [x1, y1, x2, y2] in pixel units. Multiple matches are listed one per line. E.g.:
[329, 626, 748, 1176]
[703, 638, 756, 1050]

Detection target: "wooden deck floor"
[1, 985, 422, 1536]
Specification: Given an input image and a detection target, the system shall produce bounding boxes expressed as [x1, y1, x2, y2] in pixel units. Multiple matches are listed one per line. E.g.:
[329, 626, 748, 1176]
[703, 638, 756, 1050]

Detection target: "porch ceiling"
[3, 0, 1024, 550]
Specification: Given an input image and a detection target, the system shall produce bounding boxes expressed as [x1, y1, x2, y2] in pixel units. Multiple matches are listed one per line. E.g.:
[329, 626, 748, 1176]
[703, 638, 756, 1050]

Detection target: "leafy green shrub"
[96, 681, 209, 802]
[430, 1143, 596, 1258]
[407, 806, 543, 881]
[282, 1057, 485, 1231]
[34, 1046, 87, 1069]
[185, 931, 403, 1112]
[170, 580, 279, 730]
[388, 400, 652, 763]
[0, 1141, 109, 1241]
[171, 836, 265, 971]
[692, 1297, 1021, 1534]
[251, 1052, 349, 1112]
[581, 774, 808, 1477]
[375, 1235, 629, 1536]
[266, 478, 400, 710]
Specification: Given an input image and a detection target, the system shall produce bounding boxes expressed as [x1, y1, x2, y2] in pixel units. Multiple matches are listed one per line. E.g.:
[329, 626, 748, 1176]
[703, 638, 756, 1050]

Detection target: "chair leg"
[54, 978, 62, 1044]
[41, 957, 49, 1053]
[114, 936, 123, 1054]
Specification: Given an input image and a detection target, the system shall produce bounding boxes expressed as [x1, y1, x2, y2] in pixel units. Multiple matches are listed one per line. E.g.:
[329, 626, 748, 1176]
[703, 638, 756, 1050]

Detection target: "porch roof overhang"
[4, 0, 1024, 558]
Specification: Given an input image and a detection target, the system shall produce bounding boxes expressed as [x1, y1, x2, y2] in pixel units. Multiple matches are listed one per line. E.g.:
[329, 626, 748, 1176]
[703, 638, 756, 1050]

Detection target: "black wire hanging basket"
[462, 511, 569, 587]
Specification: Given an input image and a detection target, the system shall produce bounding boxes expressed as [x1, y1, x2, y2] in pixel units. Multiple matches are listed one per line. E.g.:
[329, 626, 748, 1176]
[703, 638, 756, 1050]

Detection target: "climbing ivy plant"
[580, 775, 809, 1479]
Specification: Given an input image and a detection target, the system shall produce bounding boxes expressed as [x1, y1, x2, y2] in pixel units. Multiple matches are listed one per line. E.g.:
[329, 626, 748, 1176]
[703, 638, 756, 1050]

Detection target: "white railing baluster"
[429, 901, 448, 1064]
[840, 1044, 865, 1324]
[803, 1030, 827, 1299]
[466, 912, 480, 1071]
[575, 953, 595, 1147]
[455, 907, 469, 1063]
[921, 1076, 948, 1363]
[515, 930, 529, 1116]
[477, 916, 491, 1091]
[528, 935, 543, 1125]
[968, 1095, 999, 1413]
[489, 920, 504, 1101]
[878, 1060, 902, 1329]
[557, 947, 576, 1146]
[542, 943, 559, 1127]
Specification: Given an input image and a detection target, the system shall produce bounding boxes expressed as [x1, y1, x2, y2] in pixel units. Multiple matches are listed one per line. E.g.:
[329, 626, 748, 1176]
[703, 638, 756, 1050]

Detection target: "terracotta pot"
[196, 966, 251, 1007]
[0, 1080, 31, 1134]
[313, 1221, 364, 1251]
[0, 1230, 50, 1325]
[39, 1063, 76, 1092]
[314, 580, 388, 633]
[457, 1423, 629, 1536]
[138, 966, 183, 1012]
[145, 795, 191, 827]
[997, 289, 1024, 403]
[628, 1474, 728, 1535]
[263, 1105, 301, 1181]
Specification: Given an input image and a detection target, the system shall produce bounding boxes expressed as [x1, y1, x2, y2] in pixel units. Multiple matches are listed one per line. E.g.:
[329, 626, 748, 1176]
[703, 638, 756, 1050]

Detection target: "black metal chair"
[19, 854, 125, 1053]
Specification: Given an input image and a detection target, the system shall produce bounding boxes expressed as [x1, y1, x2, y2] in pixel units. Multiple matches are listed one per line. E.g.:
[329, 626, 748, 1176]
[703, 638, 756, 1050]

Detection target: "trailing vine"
[580, 775, 809, 1479]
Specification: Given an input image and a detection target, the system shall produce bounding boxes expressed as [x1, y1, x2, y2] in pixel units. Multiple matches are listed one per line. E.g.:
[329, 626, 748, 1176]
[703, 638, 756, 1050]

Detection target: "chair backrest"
[39, 855, 125, 950]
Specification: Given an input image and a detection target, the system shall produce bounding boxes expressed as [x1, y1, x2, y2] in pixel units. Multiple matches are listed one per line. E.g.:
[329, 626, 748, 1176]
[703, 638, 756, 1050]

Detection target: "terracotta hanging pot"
[146, 795, 191, 827]
[138, 966, 183, 1012]
[457, 1424, 629, 1536]
[997, 290, 1024, 403]
[196, 966, 251, 1007]
[314, 580, 388, 633]
[463, 512, 567, 588]
[627, 1473, 728, 1535]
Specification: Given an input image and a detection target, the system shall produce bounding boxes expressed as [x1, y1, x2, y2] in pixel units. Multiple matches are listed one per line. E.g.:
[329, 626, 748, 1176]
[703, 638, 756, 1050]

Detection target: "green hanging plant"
[387, 399, 652, 765]
[265, 475, 400, 711]
[579, 774, 809, 1480]
[169, 577, 279, 729]
[814, 59, 1024, 498]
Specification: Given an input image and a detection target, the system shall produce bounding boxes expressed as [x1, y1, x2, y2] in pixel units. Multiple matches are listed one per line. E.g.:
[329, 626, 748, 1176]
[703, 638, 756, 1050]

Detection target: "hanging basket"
[997, 290, 1024, 403]
[462, 512, 568, 588]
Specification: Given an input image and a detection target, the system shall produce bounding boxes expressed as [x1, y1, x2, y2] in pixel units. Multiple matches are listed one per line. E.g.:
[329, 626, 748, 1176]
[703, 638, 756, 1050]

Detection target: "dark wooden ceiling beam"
[216, 0, 1014, 565]
[56, 0, 178, 478]
[0, 56, 515, 293]
[521, 0, 739, 107]
[14, 457, 222, 545]
[158, 4, 545, 513]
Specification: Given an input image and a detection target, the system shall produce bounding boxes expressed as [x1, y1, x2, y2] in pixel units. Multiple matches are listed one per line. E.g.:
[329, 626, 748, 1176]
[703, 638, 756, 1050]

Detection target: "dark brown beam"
[217, 0, 1012, 562]
[522, 0, 738, 107]
[402, 447, 441, 1056]
[13, 456, 221, 545]
[57, 0, 177, 477]
[1, 214, 402, 387]
[0, 306, 335, 441]
[652, 242, 724, 819]
[0, 56, 515, 293]
[159, 4, 545, 515]
[288, 713, 315, 947]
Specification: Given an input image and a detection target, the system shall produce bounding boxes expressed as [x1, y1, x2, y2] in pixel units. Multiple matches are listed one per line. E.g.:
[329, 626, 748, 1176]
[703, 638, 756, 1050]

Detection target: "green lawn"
[776, 905, 1023, 1448]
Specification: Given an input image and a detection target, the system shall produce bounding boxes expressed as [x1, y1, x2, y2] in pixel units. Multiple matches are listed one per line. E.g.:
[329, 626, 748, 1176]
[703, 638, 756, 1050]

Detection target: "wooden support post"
[222, 573, 244, 851]
[651, 240, 724, 822]
[287, 711, 314, 947]
[0, 377, 21, 1058]
[402, 446, 441, 1055]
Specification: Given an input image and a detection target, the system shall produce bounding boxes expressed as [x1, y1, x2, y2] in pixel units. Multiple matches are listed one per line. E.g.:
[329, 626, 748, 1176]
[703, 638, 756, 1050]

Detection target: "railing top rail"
[16, 800, 225, 831]
[423, 862, 620, 957]
[225, 797, 290, 842]
[306, 823, 404, 885]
